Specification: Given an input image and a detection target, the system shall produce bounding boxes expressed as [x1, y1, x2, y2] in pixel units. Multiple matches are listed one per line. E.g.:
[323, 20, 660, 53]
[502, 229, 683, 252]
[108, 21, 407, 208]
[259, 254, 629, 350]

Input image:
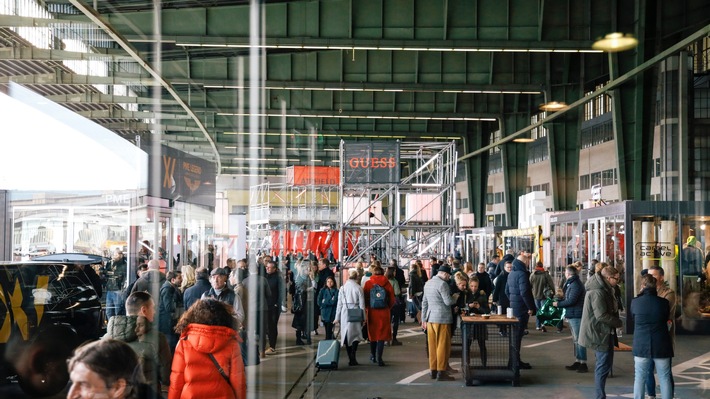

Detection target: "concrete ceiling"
[0, 0, 708, 192]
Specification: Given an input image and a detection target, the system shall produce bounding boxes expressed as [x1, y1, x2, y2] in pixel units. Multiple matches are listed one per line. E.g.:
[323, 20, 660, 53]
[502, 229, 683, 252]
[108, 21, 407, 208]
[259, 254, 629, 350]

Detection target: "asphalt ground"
[254, 312, 710, 399]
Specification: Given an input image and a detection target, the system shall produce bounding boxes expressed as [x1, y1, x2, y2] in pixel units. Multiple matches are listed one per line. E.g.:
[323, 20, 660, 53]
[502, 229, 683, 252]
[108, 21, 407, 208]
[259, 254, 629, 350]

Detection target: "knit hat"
[687, 236, 697, 247]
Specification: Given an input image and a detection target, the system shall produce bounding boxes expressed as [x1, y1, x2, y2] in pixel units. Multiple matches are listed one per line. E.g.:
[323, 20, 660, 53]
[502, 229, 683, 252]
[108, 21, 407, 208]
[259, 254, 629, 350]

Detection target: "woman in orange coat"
[363, 265, 396, 366]
[169, 299, 246, 399]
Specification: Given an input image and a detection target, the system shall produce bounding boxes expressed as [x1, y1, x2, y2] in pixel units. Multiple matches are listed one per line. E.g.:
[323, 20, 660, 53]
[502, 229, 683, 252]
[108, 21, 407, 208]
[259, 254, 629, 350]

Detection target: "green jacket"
[578, 274, 622, 351]
[529, 269, 555, 300]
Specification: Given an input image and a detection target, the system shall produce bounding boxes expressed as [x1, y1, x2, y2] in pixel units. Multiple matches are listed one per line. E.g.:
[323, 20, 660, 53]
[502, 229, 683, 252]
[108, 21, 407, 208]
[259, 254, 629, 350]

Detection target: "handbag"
[347, 308, 364, 323]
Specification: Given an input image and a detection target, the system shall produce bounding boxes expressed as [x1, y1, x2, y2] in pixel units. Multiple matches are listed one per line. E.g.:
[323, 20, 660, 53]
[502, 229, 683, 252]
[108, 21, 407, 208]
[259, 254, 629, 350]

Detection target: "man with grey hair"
[579, 266, 623, 399]
[131, 259, 165, 302]
[422, 264, 458, 381]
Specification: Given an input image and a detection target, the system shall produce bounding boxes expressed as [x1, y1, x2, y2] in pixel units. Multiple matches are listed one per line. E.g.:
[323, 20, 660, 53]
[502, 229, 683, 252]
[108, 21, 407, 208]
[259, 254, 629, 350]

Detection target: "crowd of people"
[36, 243, 678, 399]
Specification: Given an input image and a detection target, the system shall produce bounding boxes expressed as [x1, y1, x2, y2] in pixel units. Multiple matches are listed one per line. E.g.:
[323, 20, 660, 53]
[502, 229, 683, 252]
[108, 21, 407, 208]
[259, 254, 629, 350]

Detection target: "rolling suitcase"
[315, 339, 340, 370]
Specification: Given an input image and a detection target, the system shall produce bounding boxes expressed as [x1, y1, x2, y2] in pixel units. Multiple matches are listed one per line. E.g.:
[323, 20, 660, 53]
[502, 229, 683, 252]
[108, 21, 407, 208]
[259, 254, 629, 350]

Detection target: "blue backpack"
[370, 283, 387, 309]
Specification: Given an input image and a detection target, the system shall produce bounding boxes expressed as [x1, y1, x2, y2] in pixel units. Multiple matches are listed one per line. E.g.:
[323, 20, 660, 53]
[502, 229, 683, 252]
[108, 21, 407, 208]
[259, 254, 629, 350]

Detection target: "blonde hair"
[454, 271, 469, 285]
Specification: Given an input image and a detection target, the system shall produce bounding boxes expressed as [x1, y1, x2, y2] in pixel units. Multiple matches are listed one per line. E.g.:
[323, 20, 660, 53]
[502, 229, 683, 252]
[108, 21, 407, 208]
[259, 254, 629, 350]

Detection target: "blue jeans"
[594, 339, 614, 399]
[634, 357, 672, 399]
[534, 299, 546, 328]
[567, 318, 587, 362]
[105, 290, 125, 319]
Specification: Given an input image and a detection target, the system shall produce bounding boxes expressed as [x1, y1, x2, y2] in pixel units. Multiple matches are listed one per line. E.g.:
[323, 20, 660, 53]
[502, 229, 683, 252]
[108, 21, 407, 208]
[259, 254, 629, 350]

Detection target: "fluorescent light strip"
[224, 166, 281, 170]
[224, 146, 274, 150]
[205, 85, 539, 95]
[233, 157, 300, 162]
[175, 42, 602, 53]
[217, 112, 495, 121]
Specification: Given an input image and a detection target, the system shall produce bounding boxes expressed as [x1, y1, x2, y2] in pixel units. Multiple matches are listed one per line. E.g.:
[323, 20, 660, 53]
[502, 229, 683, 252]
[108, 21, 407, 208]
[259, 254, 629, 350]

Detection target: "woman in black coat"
[631, 274, 674, 399]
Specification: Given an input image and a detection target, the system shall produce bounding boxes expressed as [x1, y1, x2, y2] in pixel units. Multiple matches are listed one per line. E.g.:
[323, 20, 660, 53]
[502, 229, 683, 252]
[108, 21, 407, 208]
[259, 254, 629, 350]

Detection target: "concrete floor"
[252, 313, 710, 399]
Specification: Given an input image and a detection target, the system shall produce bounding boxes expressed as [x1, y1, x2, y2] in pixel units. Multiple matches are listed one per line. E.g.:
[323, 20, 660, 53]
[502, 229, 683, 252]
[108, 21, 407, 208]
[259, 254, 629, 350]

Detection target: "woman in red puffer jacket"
[169, 299, 246, 399]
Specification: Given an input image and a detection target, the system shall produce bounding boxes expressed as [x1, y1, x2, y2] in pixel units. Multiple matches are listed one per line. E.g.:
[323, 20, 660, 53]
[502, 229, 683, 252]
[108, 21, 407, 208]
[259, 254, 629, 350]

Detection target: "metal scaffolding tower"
[248, 182, 339, 256]
[339, 141, 458, 266]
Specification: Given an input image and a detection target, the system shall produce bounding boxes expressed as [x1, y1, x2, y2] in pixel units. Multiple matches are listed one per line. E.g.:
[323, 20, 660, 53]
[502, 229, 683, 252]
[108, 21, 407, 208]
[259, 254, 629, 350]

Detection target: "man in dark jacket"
[487, 254, 500, 279]
[390, 259, 407, 325]
[105, 249, 128, 318]
[264, 260, 285, 353]
[495, 251, 515, 279]
[243, 262, 273, 359]
[492, 261, 512, 318]
[578, 266, 623, 399]
[131, 259, 165, 302]
[631, 274, 674, 399]
[158, 270, 182, 351]
[505, 249, 537, 369]
[475, 262, 494, 299]
[183, 267, 211, 310]
[554, 266, 587, 372]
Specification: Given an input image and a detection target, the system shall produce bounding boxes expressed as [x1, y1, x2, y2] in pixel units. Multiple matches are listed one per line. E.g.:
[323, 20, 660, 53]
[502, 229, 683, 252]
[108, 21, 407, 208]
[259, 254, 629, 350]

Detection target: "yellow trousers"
[427, 323, 452, 372]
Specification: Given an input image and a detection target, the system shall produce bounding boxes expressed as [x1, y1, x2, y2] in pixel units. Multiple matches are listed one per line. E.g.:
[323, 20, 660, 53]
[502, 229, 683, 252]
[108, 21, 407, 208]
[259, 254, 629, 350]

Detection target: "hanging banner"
[343, 142, 400, 184]
[287, 166, 340, 186]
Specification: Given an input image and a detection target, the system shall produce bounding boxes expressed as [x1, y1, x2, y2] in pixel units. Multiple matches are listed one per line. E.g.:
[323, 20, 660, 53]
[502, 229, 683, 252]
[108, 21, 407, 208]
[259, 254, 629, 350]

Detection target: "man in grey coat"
[578, 266, 623, 399]
[421, 265, 458, 381]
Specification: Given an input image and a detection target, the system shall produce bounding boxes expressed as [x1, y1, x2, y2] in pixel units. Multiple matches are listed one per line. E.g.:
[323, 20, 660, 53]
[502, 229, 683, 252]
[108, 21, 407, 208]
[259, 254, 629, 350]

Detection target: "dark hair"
[175, 298, 236, 334]
[641, 274, 657, 290]
[68, 339, 144, 398]
[125, 291, 152, 316]
[372, 265, 384, 276]
[166, 270, 181, 281]
[385, 266, 396, 279]
[566, 265, 579, 275]
[648, 265, 665, 276]
[138, 263, 148, 271]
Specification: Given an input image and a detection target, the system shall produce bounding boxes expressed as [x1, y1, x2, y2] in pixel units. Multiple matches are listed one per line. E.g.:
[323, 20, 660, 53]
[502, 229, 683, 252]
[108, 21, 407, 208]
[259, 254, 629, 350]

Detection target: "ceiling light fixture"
[592, 33, 639, 53]
[539, 101, 568, 112]
[512, 137, 535, 143]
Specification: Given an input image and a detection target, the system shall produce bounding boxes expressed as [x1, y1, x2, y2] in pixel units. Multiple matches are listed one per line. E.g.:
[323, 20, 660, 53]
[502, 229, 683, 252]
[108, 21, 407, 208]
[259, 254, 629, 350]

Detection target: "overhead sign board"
[287, 166, 340, 186]
[148, 145, 216, 208]
[342, 142, 400, 184]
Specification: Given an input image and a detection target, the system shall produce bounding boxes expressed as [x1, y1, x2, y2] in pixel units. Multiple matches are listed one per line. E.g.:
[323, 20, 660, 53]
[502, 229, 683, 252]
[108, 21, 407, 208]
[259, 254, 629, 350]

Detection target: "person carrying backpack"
[363, 265, 395, 366]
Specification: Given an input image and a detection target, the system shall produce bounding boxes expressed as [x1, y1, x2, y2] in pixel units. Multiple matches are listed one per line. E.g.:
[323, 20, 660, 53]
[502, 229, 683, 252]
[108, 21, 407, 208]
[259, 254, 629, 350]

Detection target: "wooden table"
[460, 314, 520, 386]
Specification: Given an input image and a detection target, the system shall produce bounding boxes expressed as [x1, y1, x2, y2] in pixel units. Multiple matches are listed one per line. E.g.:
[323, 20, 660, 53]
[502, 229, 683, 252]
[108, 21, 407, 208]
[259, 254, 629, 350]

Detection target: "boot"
[351, 342, 359, 365]
[295, 331, 304, 345]
[436, 371, 455, 381]
[376, 341, 385, 366]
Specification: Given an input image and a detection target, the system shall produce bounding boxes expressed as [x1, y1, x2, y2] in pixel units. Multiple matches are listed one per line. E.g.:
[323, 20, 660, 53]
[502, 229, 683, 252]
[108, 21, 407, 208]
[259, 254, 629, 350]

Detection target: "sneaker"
[519, 361, 532, 369]
[565, 362, 580, 371]
[576, 363, 589, 373]
[391, 339, 403, 346]
[430, 370, 438, 379]
[267, 347, 276, 354]
[540, 327, 547, 332]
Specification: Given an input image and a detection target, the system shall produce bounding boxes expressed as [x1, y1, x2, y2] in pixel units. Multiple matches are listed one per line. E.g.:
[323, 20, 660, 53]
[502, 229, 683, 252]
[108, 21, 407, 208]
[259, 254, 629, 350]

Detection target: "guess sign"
[343, 142, 400, 184]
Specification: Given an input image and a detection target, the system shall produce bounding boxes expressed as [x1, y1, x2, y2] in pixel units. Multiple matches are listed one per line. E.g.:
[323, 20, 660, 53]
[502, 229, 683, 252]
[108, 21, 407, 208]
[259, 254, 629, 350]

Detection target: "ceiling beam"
[0, 14, 94, 28]
[75, 109, 192, 120]
[0, 46, 135, 61]
[45, 92, 179, 105]
[191, 108, 498, 121]
[0, 72, 154, 86]
[97, 121, 201, 132]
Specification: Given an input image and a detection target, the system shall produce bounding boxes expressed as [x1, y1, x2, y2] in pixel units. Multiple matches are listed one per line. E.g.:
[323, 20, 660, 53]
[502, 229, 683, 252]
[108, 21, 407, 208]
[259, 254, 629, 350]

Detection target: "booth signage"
[148, 145, 216, 208]
[287, 166, 340, 186]
[343, 142, 400, 184]
[636, 241, 675, 260]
